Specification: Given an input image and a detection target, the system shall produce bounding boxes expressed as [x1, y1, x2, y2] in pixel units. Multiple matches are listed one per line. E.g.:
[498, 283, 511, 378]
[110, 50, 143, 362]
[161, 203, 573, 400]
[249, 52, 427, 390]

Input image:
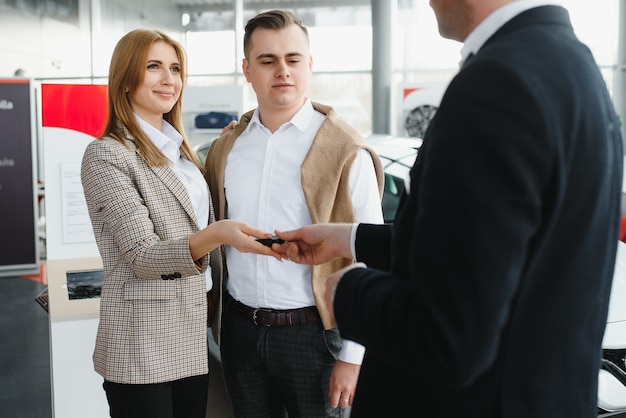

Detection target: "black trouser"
[220, 296, 344, 418]
[103, 374, 209, 418]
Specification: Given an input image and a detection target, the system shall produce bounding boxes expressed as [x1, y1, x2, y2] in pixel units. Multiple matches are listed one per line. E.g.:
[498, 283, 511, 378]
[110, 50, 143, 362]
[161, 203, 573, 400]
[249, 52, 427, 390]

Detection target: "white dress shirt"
[223, 99, 383, 363]
[135, 114, 212, 290]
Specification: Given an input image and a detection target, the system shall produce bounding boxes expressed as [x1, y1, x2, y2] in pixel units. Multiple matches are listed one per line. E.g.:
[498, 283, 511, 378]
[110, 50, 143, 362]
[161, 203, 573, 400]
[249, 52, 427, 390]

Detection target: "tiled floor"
[0, 270, 233, 418]
[0, 275, 51, 418]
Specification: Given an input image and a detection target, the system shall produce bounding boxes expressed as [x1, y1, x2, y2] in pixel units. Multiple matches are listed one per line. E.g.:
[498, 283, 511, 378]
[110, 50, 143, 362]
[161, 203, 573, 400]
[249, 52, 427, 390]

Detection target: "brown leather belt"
[229, 298, 320, 327]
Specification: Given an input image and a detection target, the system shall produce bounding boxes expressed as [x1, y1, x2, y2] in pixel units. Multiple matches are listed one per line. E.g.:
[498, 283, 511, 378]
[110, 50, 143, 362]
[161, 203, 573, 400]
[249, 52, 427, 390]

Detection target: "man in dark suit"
[276, 1, 624, 417]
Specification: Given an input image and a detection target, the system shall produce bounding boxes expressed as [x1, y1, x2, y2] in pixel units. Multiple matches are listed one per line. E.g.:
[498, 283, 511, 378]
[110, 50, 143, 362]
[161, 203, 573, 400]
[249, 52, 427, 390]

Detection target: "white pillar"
[372, 0, 395, 134]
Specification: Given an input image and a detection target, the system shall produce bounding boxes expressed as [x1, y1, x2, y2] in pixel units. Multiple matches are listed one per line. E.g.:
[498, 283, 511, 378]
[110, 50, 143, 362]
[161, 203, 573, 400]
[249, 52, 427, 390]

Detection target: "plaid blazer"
[81, 134, 222, 384]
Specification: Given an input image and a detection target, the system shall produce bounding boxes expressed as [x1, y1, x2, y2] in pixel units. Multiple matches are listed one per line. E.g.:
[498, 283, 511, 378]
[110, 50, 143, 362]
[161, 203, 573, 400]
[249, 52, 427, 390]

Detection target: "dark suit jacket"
[335, 6, 623, 417]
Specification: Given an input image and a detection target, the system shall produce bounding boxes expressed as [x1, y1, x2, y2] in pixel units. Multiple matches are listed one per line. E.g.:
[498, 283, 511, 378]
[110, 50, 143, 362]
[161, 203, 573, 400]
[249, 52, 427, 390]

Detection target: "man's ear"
[242, 59, 251, 81]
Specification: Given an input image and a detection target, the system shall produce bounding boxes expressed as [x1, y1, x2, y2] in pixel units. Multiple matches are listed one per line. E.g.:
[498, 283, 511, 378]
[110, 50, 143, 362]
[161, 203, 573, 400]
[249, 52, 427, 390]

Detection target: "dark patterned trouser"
[220, 297, 345, 418]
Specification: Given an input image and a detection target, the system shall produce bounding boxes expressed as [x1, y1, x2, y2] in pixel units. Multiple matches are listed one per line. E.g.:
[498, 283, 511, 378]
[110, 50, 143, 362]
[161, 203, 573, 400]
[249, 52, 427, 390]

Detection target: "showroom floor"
[0, 269, 234, 418]
[0, 275, 51, 418]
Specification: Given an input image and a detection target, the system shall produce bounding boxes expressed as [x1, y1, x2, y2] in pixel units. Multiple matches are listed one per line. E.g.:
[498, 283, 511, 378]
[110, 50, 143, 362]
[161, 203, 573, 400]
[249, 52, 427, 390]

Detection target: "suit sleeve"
[355, 223, 393, 271]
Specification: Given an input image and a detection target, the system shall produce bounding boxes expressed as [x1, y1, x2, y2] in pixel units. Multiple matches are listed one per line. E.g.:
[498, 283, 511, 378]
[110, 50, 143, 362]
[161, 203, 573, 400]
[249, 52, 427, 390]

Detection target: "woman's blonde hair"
[102, 28, 200, 168]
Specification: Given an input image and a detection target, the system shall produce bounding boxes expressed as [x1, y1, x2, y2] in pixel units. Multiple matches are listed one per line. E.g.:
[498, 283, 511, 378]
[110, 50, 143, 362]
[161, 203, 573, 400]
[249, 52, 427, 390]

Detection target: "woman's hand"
[216, 220, 284, 260]
[190, 219, 284, 261]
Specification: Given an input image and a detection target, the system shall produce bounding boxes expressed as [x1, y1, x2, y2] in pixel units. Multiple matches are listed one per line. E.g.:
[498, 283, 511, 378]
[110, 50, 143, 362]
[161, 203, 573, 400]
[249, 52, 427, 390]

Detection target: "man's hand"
[328, 359, 360, 409]
[274, 223, 354, 265]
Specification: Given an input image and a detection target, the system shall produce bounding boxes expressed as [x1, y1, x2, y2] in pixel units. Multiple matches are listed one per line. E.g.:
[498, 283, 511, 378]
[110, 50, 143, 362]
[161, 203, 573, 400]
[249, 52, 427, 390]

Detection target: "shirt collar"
[134, 114, 183, 163]
[246, 98, 314, 133]
[460, 0, 563, 67]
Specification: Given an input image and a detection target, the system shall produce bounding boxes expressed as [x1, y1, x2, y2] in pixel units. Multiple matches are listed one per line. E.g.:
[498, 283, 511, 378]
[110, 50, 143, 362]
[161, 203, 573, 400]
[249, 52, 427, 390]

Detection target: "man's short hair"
[243, 10, 309, 59]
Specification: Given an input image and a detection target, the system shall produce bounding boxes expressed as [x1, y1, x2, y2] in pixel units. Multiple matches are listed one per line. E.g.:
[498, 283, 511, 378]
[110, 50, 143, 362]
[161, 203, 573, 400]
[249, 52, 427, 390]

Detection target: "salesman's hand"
[275, 223, 353, 265]
[329, 359, 360, 409]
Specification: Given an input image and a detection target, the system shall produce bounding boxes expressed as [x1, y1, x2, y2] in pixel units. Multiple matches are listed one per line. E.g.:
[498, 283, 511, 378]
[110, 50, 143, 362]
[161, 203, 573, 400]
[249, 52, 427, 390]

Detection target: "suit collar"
[461, 2, 564, 67]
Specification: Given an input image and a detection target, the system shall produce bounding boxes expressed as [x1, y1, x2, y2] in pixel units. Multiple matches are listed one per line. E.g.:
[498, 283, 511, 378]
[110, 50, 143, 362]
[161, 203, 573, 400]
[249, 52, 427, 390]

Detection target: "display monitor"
[66, 269, 103, 300]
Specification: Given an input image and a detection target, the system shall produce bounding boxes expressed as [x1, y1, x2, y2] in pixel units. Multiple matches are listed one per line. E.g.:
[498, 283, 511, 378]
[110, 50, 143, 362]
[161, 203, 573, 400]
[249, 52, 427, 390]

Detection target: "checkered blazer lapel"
[207, 185, 223, 286]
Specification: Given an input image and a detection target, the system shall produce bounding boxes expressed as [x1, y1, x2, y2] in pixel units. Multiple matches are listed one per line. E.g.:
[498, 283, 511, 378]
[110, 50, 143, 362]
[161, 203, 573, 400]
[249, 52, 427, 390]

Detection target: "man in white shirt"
[204, 9, 384, 418]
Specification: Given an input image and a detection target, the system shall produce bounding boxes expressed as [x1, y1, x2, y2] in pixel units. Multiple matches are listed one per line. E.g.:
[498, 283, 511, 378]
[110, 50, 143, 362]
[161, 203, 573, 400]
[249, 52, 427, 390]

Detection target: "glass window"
[186, 31, 237, 75]
[0, 0, 619, 128]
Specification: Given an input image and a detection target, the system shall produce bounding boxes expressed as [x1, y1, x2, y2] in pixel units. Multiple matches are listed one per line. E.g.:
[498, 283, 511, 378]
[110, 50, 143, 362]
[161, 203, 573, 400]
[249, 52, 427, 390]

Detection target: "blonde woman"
[81, 28, 278, 418]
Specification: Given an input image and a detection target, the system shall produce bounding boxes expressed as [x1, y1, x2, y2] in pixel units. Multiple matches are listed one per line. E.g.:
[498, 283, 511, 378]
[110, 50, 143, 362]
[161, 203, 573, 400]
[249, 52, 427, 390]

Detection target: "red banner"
[41, 84, 108, 138]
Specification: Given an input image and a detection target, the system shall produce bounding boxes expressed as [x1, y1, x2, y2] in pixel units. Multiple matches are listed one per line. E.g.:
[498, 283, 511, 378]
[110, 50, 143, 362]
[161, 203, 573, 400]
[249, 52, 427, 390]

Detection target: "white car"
[400, 82, 448, 139]
[599, 241, 626, 416]
[364, 134, 420, 222]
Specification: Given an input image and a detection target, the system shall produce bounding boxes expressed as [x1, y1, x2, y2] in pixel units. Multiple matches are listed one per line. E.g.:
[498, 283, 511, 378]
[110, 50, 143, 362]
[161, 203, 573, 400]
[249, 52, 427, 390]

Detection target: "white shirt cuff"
[350, 222, 358, 260]
[337, 338, 365, 365]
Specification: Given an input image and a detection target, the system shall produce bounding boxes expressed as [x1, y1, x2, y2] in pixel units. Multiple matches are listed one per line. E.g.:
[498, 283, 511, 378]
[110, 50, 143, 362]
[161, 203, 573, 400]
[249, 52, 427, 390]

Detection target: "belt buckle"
[252, 308, 273, 326]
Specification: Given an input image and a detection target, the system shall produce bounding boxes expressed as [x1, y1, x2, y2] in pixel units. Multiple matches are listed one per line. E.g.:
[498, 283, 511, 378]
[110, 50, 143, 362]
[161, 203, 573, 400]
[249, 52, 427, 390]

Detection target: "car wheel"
[404, 104, 437, 138]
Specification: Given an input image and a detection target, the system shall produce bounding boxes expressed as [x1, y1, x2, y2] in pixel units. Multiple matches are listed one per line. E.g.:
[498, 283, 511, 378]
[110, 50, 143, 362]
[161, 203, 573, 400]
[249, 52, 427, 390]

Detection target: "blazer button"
[160, 273, 181, 280]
